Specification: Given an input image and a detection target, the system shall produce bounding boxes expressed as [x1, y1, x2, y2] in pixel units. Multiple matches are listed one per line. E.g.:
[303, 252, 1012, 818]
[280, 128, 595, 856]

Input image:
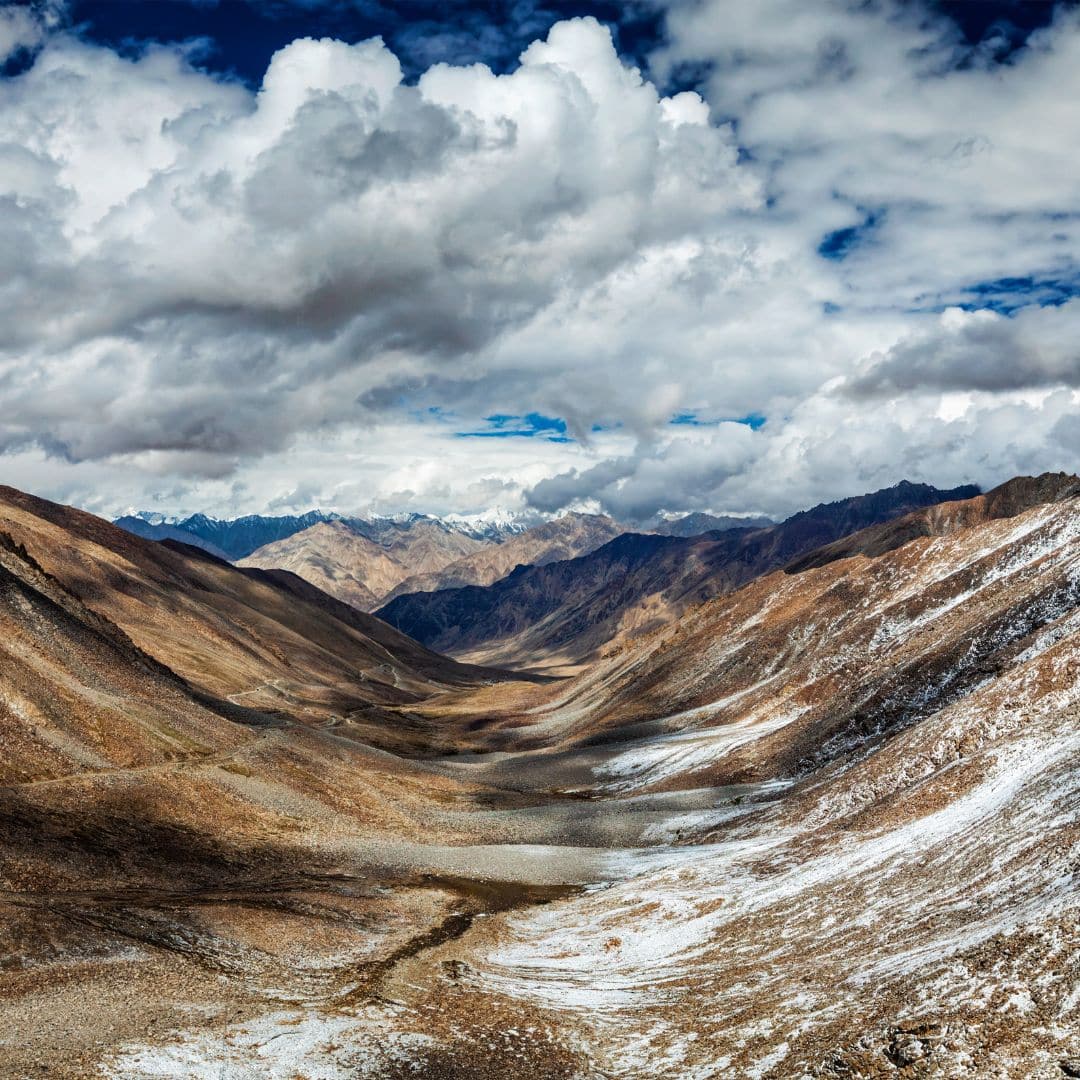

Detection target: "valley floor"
[4, 480, 1080, 1078]
[1, 711, 780, 1079]
[5, 674, 1079, 1080]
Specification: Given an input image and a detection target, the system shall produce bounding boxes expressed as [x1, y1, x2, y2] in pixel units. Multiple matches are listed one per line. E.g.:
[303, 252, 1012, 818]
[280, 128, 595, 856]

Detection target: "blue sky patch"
[818, 209, 885, 262]
[59, 0, 663, 86]
[18, 1, 1071, 92]
[910, 269, 1080, 316]
[671, 412, 765, 430]
[456, 412, 571, 441]
[958, 272, 1080, 314]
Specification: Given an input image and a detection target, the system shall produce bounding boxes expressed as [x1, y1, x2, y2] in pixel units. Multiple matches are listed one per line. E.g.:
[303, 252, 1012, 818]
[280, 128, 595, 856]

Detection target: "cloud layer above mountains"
[2, 0, 1080, 520]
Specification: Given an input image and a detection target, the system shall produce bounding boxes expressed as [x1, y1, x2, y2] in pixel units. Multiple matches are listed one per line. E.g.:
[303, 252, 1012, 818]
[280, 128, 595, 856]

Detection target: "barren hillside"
[240, 512, 622, 612]
[378, 479, 980, 670]
[380, 512, 623, 603]
[3, 477, 1080, 1079]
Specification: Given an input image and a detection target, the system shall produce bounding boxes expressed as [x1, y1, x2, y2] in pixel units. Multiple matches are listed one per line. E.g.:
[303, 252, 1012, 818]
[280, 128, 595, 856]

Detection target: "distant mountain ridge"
[113, 504, 781, 568]
[377, 512, 625, 605]
[653, 511, 775, 537]
[236, 518, 488, 611]
[376, 479, 982, 670]
[114, 508, 529, 561]
[112, 516, 235, 560]
[114, 509, 342, 560]
[237, 512, 623, 612]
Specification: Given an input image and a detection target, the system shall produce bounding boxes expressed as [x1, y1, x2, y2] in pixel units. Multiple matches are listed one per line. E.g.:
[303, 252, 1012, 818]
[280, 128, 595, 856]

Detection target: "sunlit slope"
[460, 474, 1080, 1075]
[238, 512, 622, 613]
[0, 529, 247, 784]
[0, 486, 504, 722]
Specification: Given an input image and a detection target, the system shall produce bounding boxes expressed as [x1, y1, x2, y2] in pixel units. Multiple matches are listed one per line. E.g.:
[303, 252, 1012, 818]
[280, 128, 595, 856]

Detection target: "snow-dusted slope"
[11, 475, 1080, 1078]
[478, 614, 1080, 1075]
[454, 474, 1080, 1075]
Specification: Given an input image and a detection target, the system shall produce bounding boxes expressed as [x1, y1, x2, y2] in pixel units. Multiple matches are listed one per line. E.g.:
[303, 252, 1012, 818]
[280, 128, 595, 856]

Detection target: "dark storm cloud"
[525, 425, 758, 521]
[526, 456, 638, 512]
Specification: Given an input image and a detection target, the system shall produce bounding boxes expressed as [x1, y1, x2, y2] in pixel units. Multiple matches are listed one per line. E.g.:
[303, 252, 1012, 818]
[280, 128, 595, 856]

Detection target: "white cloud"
[527, 422, 759, 520]
[657, 0, 1080, 310]
[0, 17, 772, 494]
[841, 302, 1080, 400]
[2, 2, 1080, 520]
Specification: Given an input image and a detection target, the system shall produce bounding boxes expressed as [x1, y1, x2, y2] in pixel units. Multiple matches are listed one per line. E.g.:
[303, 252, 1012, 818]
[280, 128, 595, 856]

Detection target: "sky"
[3, 0, 1080, 523]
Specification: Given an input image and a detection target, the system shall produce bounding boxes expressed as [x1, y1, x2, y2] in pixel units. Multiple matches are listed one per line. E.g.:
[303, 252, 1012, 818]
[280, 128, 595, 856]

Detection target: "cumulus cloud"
[844, 304, 1080, 397]
[3, 1, 1080, 519]
[526, 423, 758, 521]
[0, 16, 768, 480]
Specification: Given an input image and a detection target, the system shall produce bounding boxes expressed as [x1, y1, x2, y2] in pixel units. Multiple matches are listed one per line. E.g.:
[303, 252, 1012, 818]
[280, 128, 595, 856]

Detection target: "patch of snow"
[593, 706, 809, 792]
[102, 1008, 434, 1080]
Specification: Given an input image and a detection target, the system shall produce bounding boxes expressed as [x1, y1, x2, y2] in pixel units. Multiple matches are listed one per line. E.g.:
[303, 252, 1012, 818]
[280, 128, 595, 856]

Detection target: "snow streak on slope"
[467, 489, 1080, 1077]
[591, 705, 808, 792]
[481, 643, 1080, 1075]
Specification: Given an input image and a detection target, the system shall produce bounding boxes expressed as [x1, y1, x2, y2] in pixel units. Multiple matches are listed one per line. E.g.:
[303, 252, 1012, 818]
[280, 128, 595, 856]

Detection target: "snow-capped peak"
[441, 507, 534, 540]
[122, 509, 179, 526]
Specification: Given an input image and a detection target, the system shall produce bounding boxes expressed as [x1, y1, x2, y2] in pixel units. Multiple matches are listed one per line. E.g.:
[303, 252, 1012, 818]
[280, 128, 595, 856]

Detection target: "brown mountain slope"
[511, 472, 1080, 778]
[0, 531, 248, 785]
[378, 479, 980, 670]
[70, 471, 1080, 1078]
[237, 520, 413, 610]
[785, 470, 1080, 573]
[237, 517, 488, 611]
[400, 472, 1080, 1076]
[0, 488, 553, 1076]
[0, 486, 507, 726]
[380, 512, 623, 603]
[364, 515, 489, 569]
[9, 477, 1080, 1079]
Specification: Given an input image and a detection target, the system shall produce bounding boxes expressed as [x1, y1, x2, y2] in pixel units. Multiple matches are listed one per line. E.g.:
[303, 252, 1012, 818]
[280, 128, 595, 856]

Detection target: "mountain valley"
[2, 475, 1078, 1077]
[378, 480, 980, 672]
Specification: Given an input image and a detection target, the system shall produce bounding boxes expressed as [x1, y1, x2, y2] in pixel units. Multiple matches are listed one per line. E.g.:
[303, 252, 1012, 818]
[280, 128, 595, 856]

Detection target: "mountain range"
[0, 487, 510, 762]
[432, 471, 1080, 1076]
[113, 507, 530, 562]
[236, 517, 492, 611]
[117, 507, 761, 616]
[234, 511, 624, 612]
[7, 474, 1080, 1077]
[652, 510, 775, 537]
[377, 479, 981, 670]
